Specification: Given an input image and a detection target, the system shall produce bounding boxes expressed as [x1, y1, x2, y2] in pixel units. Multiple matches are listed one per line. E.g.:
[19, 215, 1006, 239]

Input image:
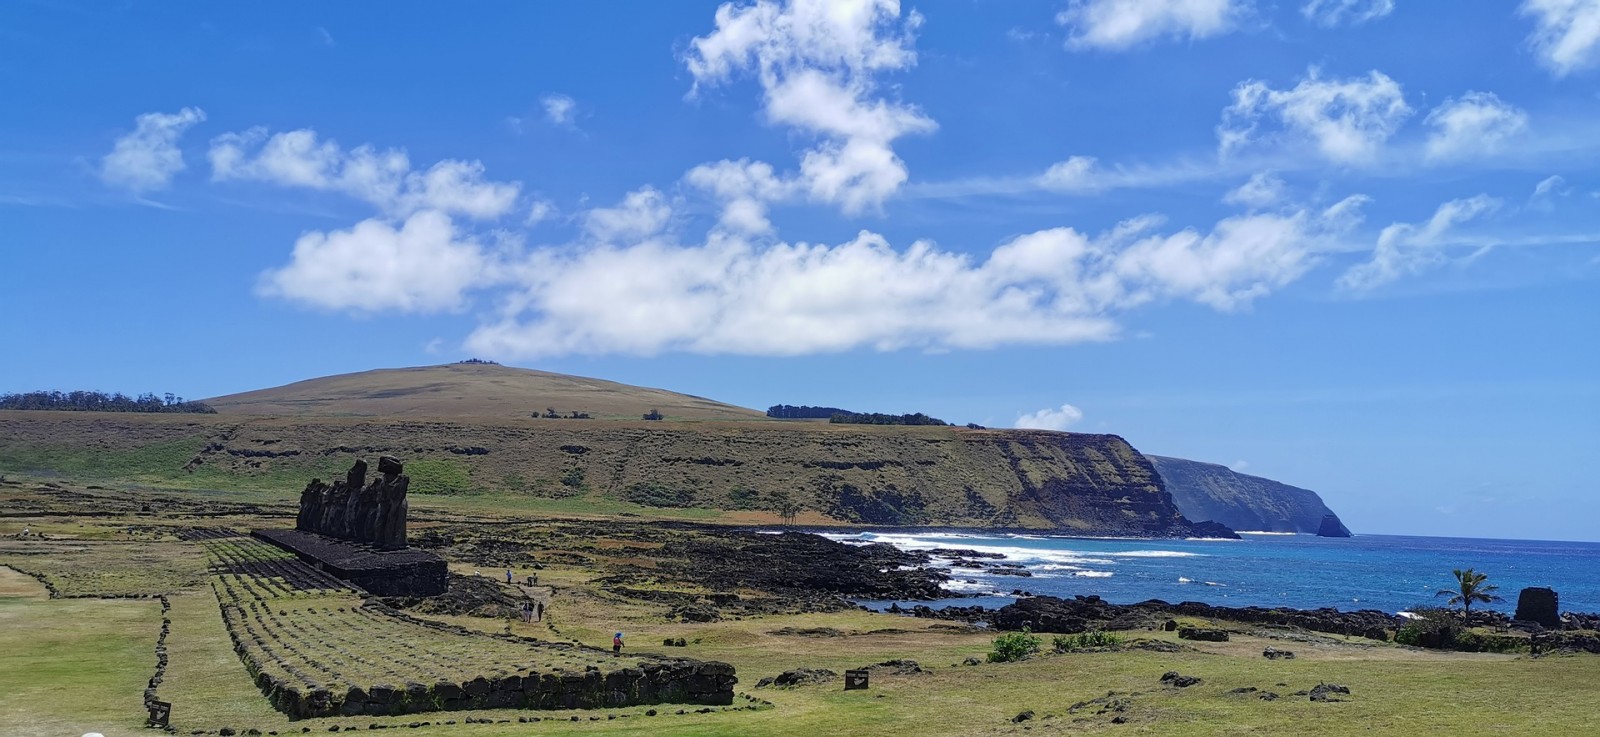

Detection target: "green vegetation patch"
[405, 458, 477, 495]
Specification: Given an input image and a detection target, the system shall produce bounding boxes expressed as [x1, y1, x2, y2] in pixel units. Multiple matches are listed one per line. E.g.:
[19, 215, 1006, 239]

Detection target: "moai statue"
[320, 482, 352, 537]
[372, 457, 409, 550]
[296, 479, 326, 532]
[342, 460, 370, 541]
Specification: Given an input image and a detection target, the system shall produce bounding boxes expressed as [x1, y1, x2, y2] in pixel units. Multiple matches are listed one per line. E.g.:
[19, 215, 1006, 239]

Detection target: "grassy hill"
[202, 363, 765, 422]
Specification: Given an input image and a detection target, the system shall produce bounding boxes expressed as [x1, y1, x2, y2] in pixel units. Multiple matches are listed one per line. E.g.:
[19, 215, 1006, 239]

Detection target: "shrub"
[623, 482, 695, 508]
[1395, 607, 1461, 649]
[1053, 631, 1123, 652]
[988, 628, 1041, 663]
[1453, 630, 1526, 654]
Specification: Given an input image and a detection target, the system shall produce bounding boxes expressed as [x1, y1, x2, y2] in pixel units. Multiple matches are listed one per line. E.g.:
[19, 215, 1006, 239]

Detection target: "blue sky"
[3, 1, 1597, 541]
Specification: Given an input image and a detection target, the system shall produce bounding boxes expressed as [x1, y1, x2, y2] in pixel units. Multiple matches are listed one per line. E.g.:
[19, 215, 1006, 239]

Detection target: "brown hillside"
[201, 363, 764, 421]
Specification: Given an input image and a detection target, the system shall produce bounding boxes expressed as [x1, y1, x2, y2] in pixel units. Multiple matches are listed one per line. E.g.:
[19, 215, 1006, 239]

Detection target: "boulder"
[1309, 683, 1350, 702]
[1262, 647, 1295, 660]
[1160, 671, 1202, 688]
[1177, 627, 1229, 642]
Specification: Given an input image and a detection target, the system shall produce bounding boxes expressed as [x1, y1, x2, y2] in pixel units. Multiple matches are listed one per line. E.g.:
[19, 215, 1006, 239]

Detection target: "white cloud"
[1222, 171, 1286, 208]
[525, 198, 557, 227]
[1058, 0, 1246, 51]
[316, 26, 336, 46]
[1229, 459, 1250, 472]
[258, 210, 490, 313]
[1037, 156, 1102, 192]
[1423, 92, 1529, 161]
[684, 0, 934, 215]
[1533, 174, 1569, 198]
[684, 158, 793, 233]
[1015, 403, 1085, 431]
[1301, 0, 1394, 27]
[1520, 0, 1600, 76]
[541, 94, 577, 126]
[584, 187, 673, 242]
[1337, 195, 1500, 291]
[463, 199, 1355, 359]
[100, 107, 207, 193]
[1219, 68, 1411, 165]
[209, 127, 520, 220]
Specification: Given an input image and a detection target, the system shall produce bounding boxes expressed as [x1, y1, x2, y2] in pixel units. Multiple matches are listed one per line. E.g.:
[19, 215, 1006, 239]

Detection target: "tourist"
[505, 568, 513, 584]
[535, 600, 544, 622]
[613, 632, 624, 654]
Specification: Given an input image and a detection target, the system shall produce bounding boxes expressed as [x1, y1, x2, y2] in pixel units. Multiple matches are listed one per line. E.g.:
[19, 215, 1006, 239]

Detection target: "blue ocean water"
[822, 531, 1600, 615]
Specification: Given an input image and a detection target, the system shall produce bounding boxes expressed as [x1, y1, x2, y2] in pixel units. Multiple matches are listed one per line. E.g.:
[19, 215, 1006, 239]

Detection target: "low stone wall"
[242, 659, 738, 719]
[252, 529, 447, 597]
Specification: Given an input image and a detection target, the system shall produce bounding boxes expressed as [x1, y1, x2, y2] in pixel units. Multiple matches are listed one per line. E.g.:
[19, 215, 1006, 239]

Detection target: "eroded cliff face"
[0, 412, 1221, 537]
[1147, 455, 1347, 535]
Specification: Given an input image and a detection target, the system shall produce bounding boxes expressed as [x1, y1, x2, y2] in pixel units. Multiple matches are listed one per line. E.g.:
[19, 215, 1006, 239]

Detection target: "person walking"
[505, 568, 513, 584]
[612, 632, 624, 654]
[535, 600, 544, 622]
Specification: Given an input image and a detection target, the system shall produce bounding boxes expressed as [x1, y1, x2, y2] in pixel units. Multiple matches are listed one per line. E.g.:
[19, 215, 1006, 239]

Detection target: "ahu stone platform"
[253, 528, 447, 597]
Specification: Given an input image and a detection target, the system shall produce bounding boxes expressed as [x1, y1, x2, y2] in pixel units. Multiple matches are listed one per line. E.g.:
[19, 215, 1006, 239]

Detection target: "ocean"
[821, 530, 1600, 615]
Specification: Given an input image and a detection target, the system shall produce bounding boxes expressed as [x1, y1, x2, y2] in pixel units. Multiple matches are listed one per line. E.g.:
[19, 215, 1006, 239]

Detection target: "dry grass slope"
[202, 363, 766, 422]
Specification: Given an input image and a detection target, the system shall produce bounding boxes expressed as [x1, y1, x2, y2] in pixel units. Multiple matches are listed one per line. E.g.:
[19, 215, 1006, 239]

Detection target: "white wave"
[1073, 571, 1113, 578]
[1203, 581, 1226, 587]
[1035, 564, 1084, 572]
[943, 579, 1005, 595]
[1178, 577, 1193, 583]
[1237, 531, 1298, 536]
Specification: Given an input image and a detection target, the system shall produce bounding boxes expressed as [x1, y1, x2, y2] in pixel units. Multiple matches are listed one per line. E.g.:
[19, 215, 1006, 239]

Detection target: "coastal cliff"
[1148, 455, 1349, 535]
[0, 411, 1225, 537]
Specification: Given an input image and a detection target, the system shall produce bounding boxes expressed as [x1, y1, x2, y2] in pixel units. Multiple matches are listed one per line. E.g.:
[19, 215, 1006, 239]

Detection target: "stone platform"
[253, 528, 447, 597]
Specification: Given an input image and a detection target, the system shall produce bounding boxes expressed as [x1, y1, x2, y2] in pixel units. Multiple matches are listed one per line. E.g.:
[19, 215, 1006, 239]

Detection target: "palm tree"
[1436, 568, 1501, 620]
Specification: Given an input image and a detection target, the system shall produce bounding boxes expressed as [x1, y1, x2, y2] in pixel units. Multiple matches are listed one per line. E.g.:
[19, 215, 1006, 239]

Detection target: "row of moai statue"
[295, 456, 409, 550]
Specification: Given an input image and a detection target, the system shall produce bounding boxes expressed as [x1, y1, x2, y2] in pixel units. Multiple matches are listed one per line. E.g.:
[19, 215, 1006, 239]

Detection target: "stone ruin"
[1515, 587, 1560, 628]
[296, 456, 409, 550]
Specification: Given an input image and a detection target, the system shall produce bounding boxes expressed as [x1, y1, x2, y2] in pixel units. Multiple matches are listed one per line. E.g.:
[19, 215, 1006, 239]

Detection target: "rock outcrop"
[1148, 455, 1349, 535]
[1316, 513, 1352, 538]
[982, 595, 1397, 640]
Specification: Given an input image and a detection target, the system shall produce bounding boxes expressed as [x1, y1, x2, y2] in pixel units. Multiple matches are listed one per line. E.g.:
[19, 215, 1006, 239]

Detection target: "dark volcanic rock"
[1309, 683, 1350, 702]
[1515, 587, 1560, 628]
[987, 595, 1399, 640]
[755, 668, 838, 688]
[1262, 647, 1295, 660]
[379, 573, 521, 618]
[658, 530, 949, 601]
[1160, 671, 1201, 688]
